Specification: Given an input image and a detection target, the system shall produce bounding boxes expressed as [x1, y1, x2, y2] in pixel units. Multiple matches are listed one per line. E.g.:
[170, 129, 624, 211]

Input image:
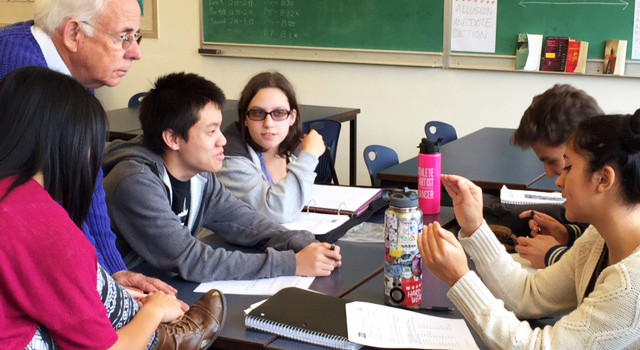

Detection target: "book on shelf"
[303, 184, 382, 217]
[565, 40, 589, 74]
[575, 41, 589, 73]
[500, 185, 565, 205]
[542, 36, 569, 72]
[515, 33, 543, 71]
[603, 39, 627, 75]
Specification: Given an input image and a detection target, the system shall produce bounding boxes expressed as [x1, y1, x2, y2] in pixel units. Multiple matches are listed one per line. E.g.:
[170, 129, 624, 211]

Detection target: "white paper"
[194, 276, 314, 295]
[243, 299, 267, 315]
[283, 211, 349, 235]
[524, 34, 543, 71]
[451, 0, 498, 53]
[500, 185, 565, 205]
[346, 302, 479, 349]
[306, 184, 381, 214]
[634, 0, 640, 59]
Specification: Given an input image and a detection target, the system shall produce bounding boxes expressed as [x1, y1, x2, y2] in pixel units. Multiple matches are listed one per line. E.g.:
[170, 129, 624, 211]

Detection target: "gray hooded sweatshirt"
[102, 136, 317, 282]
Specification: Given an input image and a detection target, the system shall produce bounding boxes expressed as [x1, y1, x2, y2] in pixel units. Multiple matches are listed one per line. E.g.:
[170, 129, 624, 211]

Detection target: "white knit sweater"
[448, 221, 640, 349]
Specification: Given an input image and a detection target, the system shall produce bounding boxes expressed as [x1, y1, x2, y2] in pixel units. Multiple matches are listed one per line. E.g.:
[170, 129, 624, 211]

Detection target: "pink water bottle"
[418, 137, 441, 214]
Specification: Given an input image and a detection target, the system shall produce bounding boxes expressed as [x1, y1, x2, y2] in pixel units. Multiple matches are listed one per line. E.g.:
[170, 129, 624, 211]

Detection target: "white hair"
[34, 0, 108, 36]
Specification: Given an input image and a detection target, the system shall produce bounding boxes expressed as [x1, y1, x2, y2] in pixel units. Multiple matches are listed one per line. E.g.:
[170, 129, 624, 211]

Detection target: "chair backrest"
[363, 145, 399, 187]
[424, 121, 457, 145]
[303, 119, 341, 185]
[128, 92, 147, 108]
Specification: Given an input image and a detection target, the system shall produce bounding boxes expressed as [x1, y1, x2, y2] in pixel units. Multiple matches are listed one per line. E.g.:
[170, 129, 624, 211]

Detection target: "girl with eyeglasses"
[419, 110, 640, 349]
[219, 71, 325, 223]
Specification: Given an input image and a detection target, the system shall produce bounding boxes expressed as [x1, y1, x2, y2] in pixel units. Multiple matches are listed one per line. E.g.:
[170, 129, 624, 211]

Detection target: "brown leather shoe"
[156, 289, 226, 350]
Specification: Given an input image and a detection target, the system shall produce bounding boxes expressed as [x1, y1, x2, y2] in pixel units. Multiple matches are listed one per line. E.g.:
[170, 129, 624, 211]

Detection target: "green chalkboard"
[201, 0, 444, 53]
[495, 1, 635, 60]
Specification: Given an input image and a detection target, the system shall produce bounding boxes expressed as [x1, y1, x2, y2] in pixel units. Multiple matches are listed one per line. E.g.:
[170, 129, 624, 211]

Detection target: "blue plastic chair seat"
[363, 145, 399, 187]
[425, 121, 457, 145]
[303, 119, 341, 185]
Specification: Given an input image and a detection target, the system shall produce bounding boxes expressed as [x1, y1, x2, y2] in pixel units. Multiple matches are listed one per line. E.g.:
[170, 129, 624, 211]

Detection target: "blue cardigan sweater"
[0, 21, 127, 273]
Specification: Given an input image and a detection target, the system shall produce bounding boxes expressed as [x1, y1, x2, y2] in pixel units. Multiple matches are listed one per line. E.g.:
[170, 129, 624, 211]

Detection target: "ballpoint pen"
[401, 305, 455, 312]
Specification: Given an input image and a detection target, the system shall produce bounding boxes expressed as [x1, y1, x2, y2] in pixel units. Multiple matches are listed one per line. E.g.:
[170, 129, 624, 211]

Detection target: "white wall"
[95, 1, 640, 186]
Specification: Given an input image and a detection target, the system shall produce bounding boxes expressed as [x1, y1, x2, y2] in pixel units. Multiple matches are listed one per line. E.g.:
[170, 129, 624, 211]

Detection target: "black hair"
[140, 72, 226, 155]
[512, 84, 603, 148]
[0, 67, 106, 227]
[237, 71, 302, 157]
[568, 109, 640, 205]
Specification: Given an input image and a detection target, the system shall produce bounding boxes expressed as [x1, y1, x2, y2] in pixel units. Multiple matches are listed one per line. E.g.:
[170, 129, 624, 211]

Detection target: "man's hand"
[113, 270, 177, 294]
[518, 210, 569, 245]
[295, 242, 342, 277]
[515, 235, 561, 268]
[112, 270, 188, 311]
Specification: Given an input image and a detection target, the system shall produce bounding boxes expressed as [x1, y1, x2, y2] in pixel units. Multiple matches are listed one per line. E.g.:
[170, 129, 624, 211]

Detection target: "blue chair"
[363, 145, 399, 187]
[303, 119, 341, 185]
[128, 92, 147, 108]
[424, 121, 457, 145]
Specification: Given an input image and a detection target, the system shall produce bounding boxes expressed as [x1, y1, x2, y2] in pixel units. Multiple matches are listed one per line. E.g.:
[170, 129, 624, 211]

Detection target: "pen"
[401, 305, 454, 312]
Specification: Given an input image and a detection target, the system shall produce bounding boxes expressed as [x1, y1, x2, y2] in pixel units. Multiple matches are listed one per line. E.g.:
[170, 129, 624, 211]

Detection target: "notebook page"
[346, 301, 479, 349]
[307, 185, 381, 213]
[194, 276, 314, 295]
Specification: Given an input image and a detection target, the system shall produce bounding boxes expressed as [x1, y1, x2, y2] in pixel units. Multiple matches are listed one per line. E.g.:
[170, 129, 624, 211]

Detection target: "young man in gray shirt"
[103, 72, 341, 282]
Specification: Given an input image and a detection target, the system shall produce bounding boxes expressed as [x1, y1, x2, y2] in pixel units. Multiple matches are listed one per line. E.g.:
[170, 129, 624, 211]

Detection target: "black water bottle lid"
[383, 187, 418, 208]
[418, 137, 441, 154]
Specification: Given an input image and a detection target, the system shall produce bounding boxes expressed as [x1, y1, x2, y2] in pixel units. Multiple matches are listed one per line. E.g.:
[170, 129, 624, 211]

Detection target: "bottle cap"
[383, 187, 418, 208]
[418, 137, 441, 154]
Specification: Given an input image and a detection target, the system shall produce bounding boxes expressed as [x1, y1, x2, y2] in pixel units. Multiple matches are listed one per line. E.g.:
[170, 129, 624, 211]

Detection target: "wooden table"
[107, 100, 361, 185]
[377, 127, 547, 191]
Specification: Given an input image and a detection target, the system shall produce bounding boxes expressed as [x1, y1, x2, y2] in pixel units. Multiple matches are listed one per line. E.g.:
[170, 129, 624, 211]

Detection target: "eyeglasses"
[246, 109, 291, 121]
[80, 21, 142, 50]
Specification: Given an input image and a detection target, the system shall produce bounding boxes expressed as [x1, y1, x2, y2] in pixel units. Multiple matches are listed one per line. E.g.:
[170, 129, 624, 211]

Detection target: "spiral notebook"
[500, 185, 565, 205]
[245, 287, 362, 350]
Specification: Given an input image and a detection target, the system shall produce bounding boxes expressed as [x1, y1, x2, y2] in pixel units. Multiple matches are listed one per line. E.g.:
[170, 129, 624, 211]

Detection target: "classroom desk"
[106, 100, 361, 186]
[377, 128, 546, 191]
[131, 207, 456, 350]
[267, 208, 474, 350]
[267, 269, 472, 350]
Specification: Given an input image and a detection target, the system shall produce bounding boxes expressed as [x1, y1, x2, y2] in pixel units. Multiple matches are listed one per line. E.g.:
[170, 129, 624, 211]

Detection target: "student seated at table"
[102, 72, 341, 283]
[419, 110, 640, 349]
[217, 71, 325, 223]
[0, 67, 225, 350]
[0, 0, 179, 297]
[485, 84, 601, 268]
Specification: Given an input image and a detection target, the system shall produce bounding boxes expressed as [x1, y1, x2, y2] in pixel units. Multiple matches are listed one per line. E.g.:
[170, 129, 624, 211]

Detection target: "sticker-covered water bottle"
[383, 188, 423, 308]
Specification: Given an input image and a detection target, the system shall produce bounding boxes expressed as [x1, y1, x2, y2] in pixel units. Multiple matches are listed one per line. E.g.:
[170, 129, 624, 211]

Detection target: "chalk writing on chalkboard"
[205, 0, 300, 42]
[517, 0, 629, 10]
[201, 0, 445, 54]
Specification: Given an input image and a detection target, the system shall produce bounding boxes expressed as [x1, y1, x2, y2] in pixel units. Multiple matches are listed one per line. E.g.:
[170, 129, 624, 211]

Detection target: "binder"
[303, 184, 382, 217]
[245, 287, 362, 350]
[282, 211, 350, 235]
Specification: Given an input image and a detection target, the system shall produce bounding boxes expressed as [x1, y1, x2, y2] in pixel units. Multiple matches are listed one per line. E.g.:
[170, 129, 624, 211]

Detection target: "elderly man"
[0, 0, 172, 296]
